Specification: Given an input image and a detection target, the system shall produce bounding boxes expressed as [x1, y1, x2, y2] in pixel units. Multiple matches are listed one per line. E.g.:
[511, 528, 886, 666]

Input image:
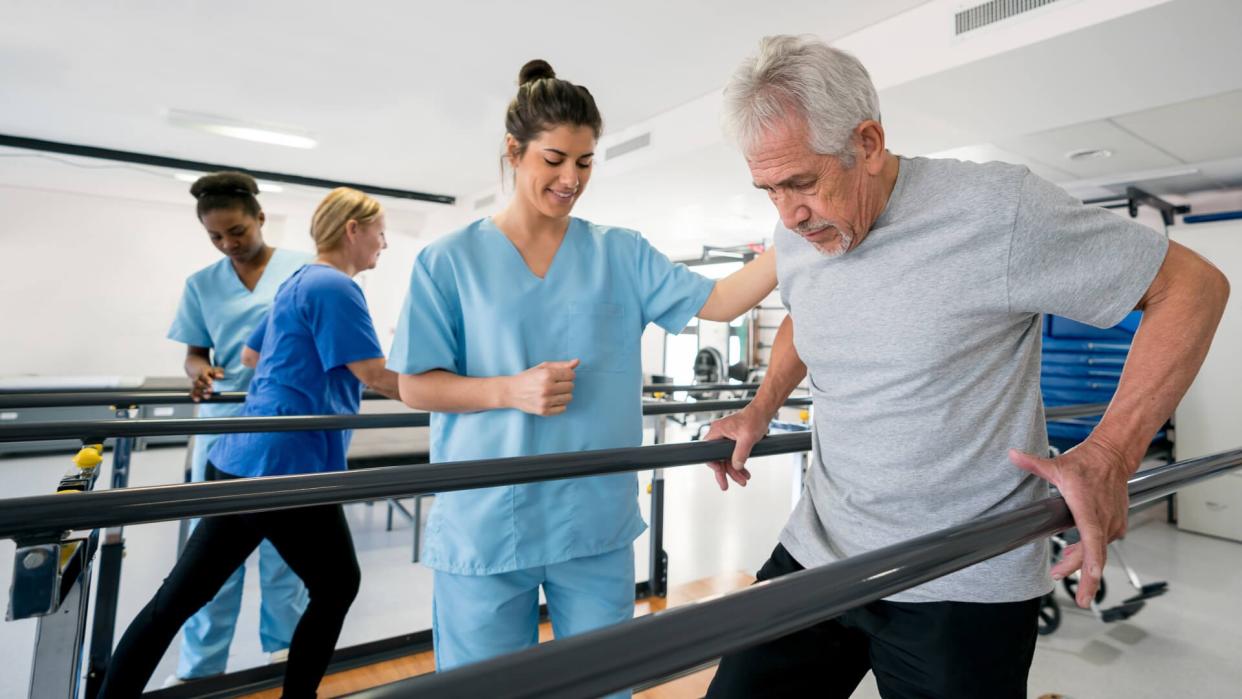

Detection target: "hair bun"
[518, 59, 556, 86]
[189, 171, 260, 200]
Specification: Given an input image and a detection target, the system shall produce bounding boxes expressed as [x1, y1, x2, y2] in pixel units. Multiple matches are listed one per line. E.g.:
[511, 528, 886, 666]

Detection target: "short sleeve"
[634, 234, 716, 333]
[303, 274, 384, 371]
[1007, 171, 1169, 328]
[167, 282, 212, 348]
[245, 312, 269, 353]
[388, 252, 462, 375]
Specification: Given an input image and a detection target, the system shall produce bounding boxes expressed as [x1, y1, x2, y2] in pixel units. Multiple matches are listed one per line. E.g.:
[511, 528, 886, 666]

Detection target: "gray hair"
[724, 35, 880, 166]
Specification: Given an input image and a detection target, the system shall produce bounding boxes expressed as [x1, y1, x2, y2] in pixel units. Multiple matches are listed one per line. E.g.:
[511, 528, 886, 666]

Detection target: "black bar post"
[649, 417, 669, 598]
[84, 408, 136, 699]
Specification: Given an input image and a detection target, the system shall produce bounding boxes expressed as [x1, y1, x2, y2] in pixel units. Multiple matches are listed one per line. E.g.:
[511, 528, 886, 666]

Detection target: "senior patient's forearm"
[749, 315, 807, 419]
[1093, 250, 1229, 467]
[398, 370, 509, 413]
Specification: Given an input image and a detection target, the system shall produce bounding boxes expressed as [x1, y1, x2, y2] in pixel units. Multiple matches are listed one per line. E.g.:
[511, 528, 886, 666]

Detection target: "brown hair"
[189, 171, 261, 219]
[309, 187, 383, 253]
[504, 59, 603, 159]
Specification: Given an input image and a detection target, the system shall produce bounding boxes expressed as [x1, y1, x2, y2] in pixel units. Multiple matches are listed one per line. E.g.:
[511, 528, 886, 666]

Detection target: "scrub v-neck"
[228, 248, 278, 294]
[486, 217, 574, 282]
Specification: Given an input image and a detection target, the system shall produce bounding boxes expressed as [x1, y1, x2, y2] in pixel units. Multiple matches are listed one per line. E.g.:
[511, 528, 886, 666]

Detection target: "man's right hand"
[506, 359, 579, 416]
[191, 366, 225, 402]
[704, 406, 771, 490]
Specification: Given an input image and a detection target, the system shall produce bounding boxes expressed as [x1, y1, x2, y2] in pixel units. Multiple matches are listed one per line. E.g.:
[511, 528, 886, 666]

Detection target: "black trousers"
[99, 463, 361, 699]
[706, 544, 1040, 699]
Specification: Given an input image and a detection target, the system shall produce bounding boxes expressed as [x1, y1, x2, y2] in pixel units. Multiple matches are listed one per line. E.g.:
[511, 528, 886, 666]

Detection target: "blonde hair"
[310, 187, 383, 252]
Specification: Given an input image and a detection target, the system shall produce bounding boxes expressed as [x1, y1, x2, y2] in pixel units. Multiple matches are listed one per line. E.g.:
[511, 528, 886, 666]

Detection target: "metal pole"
[84, 418, 134, 698]
[649, 417, 668, 598]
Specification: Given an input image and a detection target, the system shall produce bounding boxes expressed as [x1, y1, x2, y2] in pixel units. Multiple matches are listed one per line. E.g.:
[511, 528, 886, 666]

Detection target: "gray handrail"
[352, 447, 1242, 699]
[0, 399, 1101, 444]
[0, 383, 771, 409]
[0, 433, 812, 542]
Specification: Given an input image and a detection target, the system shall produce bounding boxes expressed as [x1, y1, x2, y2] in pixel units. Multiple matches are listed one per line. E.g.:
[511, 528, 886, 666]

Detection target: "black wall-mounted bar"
[0, 134, 456, 205]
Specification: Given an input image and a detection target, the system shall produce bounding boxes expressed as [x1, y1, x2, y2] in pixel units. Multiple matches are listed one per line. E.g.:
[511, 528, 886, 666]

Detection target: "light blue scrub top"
[388, 217, 715, 575]
[167, 248, 313, 427]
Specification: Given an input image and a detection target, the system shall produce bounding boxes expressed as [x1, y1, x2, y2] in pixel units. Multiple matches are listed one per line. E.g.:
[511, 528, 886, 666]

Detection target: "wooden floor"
[242, 572, 754, 699]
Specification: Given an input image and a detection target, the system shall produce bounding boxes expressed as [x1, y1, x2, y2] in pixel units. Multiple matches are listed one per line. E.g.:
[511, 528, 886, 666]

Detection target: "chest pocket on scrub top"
[567, 302, 627, 373]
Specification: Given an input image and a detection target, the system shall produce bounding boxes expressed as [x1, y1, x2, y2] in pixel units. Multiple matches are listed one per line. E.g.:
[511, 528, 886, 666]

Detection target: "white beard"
[813, 230, 853, 258]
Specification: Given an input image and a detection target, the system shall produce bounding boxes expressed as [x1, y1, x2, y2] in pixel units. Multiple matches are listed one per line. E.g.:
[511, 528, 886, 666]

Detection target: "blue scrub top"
[167, 247, 312, 420]
[210, 264, 384, 478]
[388, 217, 714, 575]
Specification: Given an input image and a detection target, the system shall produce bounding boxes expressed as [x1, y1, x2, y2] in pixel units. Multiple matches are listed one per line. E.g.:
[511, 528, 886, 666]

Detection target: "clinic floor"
[1, 430, 1240, 698]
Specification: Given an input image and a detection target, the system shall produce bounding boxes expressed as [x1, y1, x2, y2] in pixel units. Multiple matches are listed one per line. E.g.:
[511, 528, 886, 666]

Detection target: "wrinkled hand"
[703, 407, 770, 490]
[1009, 439, 1133, 608]
[191, 366, 225, 402]
[507, 359, 579, 416]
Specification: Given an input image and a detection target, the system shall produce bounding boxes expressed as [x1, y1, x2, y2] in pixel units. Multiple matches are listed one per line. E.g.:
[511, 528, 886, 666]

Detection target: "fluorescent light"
[173, 172, 283, 193]
[197, 124, 317, 149]
[1065, 148, 1113, 162]
[166, 109, 318, 149]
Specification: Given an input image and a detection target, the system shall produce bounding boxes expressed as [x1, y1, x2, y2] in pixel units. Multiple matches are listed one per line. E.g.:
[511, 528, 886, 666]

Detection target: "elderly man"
[703, 35, 1228, 698]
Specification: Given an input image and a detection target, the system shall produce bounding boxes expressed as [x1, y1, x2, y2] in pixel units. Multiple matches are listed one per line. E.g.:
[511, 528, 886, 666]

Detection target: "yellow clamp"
[799, 409, 810, 423]
[653, 391, 666, 400]
[73, 444, 104, 470]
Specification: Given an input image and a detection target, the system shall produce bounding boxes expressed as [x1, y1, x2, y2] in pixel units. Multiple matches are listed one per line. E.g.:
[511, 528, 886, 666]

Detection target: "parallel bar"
[358, 448, 1242, 699]
[0, 134, 455, 205]
[642, 383, 761, 394]
[0, 412, 431, 443]
[642, 397, 811, 416]
[0, 397, 821, 443]
[0, 391, 248, 409]
[0, 385, 768, 409]
[0, 434, 811, 542]
[1045, 403, 1109, 420]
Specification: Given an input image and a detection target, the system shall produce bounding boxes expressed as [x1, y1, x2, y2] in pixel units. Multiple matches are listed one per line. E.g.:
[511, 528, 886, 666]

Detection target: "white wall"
[0, 185, 296, 378]
[1170, 219, 1242, 541]
[0, 167, 459, 380]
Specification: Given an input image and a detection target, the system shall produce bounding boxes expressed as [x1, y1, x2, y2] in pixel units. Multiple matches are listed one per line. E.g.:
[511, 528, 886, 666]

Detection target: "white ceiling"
[0, 0, 926, 199]
[893, 0, 1242, 200]
[3, 0, 1241, 250]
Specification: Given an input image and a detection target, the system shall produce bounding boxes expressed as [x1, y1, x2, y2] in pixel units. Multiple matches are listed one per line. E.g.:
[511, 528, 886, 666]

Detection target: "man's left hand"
[1008, 439, 1134, 608]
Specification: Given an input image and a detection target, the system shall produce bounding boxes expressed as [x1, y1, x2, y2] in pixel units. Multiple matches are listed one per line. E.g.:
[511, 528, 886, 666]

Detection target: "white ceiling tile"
[1114, 89, 1242, 164]
[921, 143, 1076, 182]
[996, 120, 1182, 179]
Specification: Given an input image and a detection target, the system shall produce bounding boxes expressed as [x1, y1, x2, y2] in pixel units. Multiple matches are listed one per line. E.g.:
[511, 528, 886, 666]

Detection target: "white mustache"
[795, 220, 835, 234]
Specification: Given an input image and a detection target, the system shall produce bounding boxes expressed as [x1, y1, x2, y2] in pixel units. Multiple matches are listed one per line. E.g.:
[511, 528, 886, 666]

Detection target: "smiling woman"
[386, 58, 778, 699]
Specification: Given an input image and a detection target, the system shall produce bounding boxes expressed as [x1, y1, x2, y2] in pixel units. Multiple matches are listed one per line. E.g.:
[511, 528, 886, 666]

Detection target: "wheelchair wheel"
[1037, 593, 1061, 636]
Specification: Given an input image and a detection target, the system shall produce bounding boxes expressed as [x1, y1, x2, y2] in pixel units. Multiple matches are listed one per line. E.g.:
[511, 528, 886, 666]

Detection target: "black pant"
[99, 463, 361, 699]
[706, 544, 1040, 699]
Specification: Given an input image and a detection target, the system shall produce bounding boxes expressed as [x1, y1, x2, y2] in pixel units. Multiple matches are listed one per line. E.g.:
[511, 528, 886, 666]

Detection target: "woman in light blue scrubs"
[165, 172, 311, 682]
[388, 60, 777, 691]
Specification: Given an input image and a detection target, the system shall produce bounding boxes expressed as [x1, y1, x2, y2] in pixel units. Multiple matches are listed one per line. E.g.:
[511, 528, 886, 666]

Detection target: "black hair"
[505, 59, 603, 157]
[189, 171, 262, 220]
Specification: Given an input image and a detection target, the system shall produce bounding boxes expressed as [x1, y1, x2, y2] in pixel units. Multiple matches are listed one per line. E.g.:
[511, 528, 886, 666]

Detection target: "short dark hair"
[189, 171, 261, 220]
[505, 59, 603, 157]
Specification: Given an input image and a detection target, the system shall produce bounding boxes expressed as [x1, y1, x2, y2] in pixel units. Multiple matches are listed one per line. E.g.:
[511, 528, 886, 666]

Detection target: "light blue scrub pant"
[175, 435, 310, 679]
[433, 545, 635, 699]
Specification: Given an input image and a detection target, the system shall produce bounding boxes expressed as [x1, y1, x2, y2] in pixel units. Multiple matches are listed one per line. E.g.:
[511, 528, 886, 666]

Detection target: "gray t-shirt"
[776, 156, 1168, 603]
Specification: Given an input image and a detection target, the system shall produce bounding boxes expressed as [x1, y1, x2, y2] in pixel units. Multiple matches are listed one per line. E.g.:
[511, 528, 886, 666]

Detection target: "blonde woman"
[101, 188, 400, 699]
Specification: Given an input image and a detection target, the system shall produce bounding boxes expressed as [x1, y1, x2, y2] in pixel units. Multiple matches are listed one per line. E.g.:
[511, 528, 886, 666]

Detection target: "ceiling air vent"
[474, 193, 496, 210]
[955, 0, 1061, 35]
[605, 132, 651, 160]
